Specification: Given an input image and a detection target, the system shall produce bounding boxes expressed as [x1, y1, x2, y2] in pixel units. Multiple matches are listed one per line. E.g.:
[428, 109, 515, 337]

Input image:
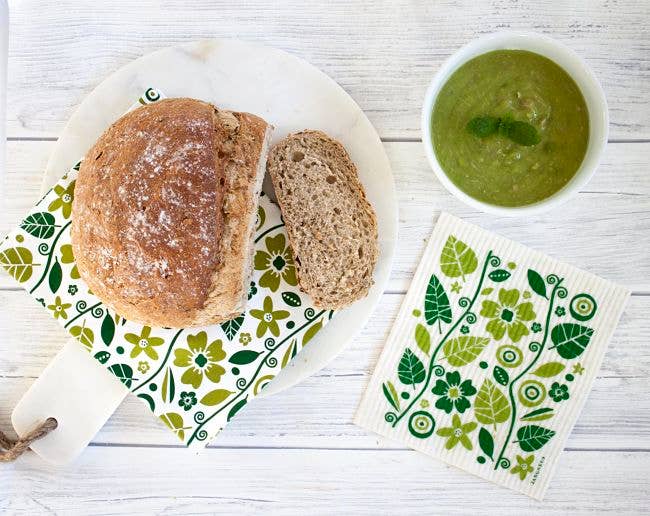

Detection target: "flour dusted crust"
[71, 98, 272, 328]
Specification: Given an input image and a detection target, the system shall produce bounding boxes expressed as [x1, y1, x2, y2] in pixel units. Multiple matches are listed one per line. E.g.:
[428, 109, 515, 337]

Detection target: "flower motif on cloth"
[355, 213, 629, 499]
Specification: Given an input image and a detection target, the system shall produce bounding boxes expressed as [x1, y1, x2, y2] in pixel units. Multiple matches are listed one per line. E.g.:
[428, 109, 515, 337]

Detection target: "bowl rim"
[421, 31, 609, 217]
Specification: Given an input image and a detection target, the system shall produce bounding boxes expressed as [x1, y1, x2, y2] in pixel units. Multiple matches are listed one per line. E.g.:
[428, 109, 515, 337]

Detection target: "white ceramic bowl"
[421, 32, 608, 216]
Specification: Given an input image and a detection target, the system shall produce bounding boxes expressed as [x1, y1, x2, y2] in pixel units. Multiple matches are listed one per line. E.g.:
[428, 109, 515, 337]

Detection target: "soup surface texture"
[431, 49, 589, 207]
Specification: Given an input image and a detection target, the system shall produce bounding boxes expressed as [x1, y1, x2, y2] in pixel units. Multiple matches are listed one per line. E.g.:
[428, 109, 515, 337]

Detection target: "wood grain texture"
[2, 448, 649, 515]
[5, 0, 650, 139]
[2, 140, 649, 291]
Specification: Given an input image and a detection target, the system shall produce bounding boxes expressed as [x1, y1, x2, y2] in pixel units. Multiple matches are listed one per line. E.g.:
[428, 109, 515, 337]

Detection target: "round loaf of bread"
[71, 98, 271, 328]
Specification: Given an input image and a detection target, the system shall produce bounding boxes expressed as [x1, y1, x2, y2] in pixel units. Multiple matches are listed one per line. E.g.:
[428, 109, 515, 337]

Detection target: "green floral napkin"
[355, 213, 628, 499]
[0, 89, 333, 448]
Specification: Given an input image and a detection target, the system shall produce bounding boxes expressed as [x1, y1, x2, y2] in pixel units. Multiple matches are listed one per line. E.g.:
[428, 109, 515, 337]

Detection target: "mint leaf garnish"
[466, 116, 500, 138]
[466, 115, 540, 146]
[498, 115, 514, 137]
[504, 120, 541, 146]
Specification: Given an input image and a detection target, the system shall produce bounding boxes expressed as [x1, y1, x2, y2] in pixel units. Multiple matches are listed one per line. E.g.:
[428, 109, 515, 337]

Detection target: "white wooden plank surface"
[5, 0, 650, 140]
[2, 449, 648, 515]
[2, 0, 650, 513]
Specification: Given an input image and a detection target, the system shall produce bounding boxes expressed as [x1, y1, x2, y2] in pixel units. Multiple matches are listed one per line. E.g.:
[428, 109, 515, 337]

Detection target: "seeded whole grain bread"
[266, 130, 378, 309]
[71, 98, 272, 328]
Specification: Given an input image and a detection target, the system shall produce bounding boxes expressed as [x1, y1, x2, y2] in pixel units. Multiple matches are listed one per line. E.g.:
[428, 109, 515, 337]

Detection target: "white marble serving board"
[41, 39, 398, 397]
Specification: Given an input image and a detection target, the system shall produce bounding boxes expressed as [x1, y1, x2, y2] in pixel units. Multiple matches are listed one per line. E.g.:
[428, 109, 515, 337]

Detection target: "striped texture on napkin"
[355, 212, 628, 499]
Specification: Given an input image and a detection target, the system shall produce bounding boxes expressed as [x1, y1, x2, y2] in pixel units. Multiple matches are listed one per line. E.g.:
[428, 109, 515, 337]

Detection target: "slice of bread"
[266, 130, 378, 309]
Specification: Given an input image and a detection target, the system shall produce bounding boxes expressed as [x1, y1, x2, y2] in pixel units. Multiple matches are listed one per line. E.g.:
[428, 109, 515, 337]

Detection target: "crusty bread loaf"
[266, 130, 378, 309]
[71, 98, 272, 328]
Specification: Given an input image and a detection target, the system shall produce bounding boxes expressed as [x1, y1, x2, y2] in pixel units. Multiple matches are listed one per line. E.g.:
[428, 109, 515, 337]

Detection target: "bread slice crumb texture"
[267, 130, 378, 309]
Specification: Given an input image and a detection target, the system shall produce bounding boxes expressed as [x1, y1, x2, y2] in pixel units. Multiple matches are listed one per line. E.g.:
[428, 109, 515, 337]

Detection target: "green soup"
[431, 50, 589, 207]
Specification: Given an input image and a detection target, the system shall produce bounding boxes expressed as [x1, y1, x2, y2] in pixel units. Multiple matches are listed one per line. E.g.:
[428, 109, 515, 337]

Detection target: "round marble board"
[41, 39, 398, 397]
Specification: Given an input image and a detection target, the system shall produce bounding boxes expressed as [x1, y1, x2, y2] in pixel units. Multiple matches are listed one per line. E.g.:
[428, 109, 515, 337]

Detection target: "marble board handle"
[12, 340, 129, 464]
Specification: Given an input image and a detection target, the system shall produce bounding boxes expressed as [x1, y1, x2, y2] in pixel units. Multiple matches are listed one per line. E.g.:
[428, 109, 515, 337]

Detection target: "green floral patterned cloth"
[355, 213, 629, 499]
[0, 89, 333, 448]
